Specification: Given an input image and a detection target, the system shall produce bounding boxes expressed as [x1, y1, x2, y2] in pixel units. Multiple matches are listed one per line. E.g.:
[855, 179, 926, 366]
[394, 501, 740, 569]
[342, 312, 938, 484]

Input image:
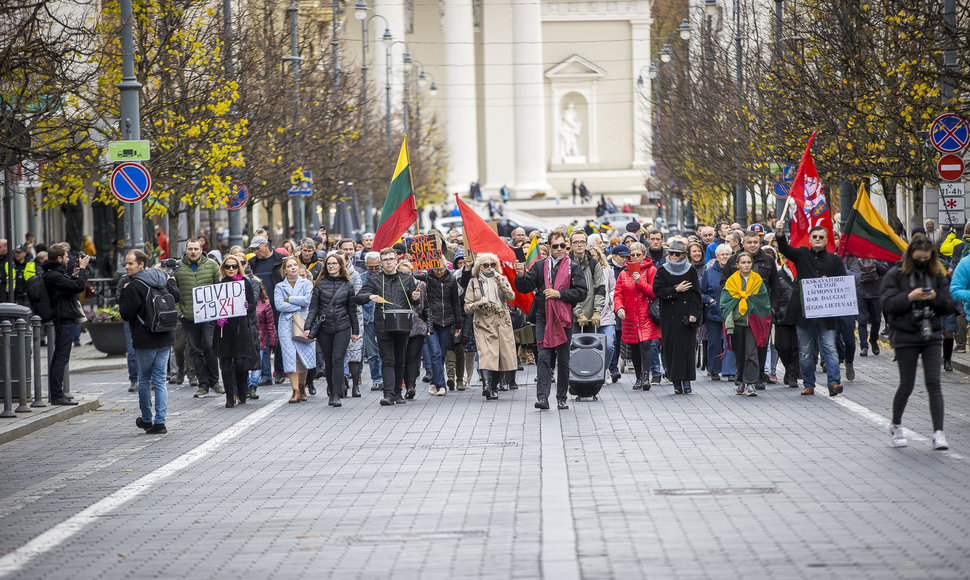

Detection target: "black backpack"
[858, 258, 879, 283]
[136, 280, 178, 333]
[26, 273, 54, 322]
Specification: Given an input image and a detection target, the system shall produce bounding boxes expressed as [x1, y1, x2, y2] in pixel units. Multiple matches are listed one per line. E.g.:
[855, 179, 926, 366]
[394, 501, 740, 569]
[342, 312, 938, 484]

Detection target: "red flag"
[503, 263, 533, 315]
[454, 194, 516, 262]
[788, 133, 836, 252]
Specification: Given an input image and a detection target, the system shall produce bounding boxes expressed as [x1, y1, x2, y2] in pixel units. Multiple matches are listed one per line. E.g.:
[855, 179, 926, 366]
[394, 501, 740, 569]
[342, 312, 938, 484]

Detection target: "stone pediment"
[544, 54, 607, 79]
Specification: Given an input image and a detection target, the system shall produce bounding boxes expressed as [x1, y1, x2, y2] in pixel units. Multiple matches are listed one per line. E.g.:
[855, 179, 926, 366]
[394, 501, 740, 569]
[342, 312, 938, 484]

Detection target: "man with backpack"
[42, 245, 89, 405]
[119, 250, 180, 434]
[846, 255, 891, 358]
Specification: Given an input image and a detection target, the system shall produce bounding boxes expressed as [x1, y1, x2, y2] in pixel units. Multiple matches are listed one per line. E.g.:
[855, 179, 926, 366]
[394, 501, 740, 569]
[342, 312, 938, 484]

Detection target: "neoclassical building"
[347, 0, 654, 199]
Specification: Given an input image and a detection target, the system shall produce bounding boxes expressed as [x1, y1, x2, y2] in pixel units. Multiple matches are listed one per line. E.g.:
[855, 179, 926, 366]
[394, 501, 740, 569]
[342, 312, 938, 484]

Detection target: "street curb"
[0, 399, 102, 446]
[951, 359, 970, 376]
[39, 363, 128, 378]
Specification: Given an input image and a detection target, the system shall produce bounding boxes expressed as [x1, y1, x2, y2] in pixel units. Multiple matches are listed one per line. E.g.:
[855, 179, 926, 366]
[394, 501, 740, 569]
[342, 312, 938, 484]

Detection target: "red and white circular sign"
[938, 154, 965, 181]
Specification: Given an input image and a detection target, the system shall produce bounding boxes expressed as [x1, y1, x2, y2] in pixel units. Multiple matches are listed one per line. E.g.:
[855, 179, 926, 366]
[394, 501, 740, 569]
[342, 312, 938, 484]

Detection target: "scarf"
[543, 256, 572, 348]
[663, 258, 690, 276]
[478, 272, 502, 307]
[720, 270, 772, 347]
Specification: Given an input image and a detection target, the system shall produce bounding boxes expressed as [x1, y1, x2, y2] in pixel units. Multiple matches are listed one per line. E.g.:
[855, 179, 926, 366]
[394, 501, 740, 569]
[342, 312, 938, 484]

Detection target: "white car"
[597, 213, 644, 228]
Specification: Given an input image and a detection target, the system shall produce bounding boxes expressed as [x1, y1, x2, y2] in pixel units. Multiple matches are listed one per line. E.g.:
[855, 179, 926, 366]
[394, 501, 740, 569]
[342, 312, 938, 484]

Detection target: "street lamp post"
[118, 0, 144, 272]
[733, 0, 747, 226]
[283, 0, 305, 241]
[225, 0, 243, 249]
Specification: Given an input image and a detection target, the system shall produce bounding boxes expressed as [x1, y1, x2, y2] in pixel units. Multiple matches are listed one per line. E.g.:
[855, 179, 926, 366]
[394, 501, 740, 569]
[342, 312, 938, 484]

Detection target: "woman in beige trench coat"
[465, 252, 517, 401]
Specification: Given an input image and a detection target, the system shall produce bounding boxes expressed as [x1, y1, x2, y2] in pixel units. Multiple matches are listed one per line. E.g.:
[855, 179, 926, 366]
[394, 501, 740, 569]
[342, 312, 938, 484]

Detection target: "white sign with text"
[192, 281, 246, 323]
[802, 276, 859, 319]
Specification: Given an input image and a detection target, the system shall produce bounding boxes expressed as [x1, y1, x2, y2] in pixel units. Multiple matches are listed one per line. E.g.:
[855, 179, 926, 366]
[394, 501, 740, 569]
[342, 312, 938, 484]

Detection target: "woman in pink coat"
[614, 242, 661, 390]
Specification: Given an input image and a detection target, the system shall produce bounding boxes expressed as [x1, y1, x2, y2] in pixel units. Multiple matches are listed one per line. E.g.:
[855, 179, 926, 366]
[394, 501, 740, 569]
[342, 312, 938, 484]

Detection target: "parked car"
[597, 213, 644, 228]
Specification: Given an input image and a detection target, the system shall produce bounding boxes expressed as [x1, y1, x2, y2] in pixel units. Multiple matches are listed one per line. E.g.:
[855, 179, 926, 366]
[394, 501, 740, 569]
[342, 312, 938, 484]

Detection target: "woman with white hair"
[464, 252, 517, 401]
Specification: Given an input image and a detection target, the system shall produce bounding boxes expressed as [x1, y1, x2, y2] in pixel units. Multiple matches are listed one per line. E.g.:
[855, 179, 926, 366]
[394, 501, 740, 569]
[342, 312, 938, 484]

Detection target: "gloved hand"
[217, 318, 227, 327]
[244, 302, 249, 309]
[576, 313, 588, 327]
[591, 312, 601, 327]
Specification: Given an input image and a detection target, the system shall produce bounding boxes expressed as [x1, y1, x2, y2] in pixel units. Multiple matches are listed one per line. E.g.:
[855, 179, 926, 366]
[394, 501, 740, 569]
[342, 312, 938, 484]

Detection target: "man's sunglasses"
[550, 243, 567, 249]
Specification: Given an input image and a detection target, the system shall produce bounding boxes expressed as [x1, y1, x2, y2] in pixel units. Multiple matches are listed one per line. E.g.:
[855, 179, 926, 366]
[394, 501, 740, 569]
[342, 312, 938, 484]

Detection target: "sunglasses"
[551, 243, 567, 249]
[482, 263, 496, 268]
[810, 235, 826, 240]
[225, 264, 239, 270]
[629, 252, 644, 257]
[668, 252, 685, 256]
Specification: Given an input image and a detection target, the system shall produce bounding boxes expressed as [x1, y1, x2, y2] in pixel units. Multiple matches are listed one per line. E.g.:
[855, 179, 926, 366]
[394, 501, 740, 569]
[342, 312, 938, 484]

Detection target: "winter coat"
[845, 256, 891, 299]
[118, 268, 181, 349]
[514, 256, 588, 324]
[465, 274, 517, 371]
[256, 299, 278, 349]
[408, 281, 433, 337]
[418, 269, 463, 328]
[306, 276, 360, 337]
[211, 276, 258, 359]
[42, 261, 87, 323]
[700, 261, 724, 323]
[173, 253, 221, 319]
[598, 262, 617, 327]
[653, 264, 703, 382]
[570, 251, 606, 320]
[298, 255, 323, 282]
[882, 264, 955, 349]
[275, 276, 316, 372]
[613, 263, 661, 343]
[775, 265, 796, 324]
[776, 234, 847, 328]
[355, 270, 419, 334]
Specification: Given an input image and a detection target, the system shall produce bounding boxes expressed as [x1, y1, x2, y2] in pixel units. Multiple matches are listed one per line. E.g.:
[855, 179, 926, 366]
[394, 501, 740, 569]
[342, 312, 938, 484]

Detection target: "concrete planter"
[84, 321, 127, 356]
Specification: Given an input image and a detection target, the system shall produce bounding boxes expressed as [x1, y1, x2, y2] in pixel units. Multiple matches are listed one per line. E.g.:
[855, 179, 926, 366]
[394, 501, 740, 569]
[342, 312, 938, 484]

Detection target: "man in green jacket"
[174, 238, 223, 397]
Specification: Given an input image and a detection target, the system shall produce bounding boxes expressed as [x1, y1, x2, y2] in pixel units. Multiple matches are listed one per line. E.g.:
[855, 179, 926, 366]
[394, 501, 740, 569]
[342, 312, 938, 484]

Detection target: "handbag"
[648, 299, 660, 324]
[291, 313, 313, 343]
[307, 284, 340, 340]
[380, 274, 414, 332]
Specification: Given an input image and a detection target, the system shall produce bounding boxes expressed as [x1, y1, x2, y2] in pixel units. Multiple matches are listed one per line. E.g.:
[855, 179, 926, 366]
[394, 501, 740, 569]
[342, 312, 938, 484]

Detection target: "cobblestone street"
[1, 348, 968, 579]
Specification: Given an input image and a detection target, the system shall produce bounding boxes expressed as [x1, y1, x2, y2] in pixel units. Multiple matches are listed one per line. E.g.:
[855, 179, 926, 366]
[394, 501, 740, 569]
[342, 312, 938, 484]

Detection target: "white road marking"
[0, 396, 287, 577]
[539, 411, 581, 580]
[819, 392, 966, 459]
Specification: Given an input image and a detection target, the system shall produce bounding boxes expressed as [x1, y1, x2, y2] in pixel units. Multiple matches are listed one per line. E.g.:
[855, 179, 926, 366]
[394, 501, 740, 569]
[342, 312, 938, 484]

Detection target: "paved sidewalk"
[0, 344, 968, 579]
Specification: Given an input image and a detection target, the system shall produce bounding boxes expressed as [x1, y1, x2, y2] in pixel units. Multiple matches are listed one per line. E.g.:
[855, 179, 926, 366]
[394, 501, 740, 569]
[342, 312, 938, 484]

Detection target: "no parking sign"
[110, 162, 152, 203]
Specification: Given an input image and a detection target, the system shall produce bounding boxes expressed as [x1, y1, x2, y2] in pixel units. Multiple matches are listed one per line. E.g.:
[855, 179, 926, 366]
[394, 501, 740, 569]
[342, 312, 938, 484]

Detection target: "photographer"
[882, 236, 954, 450]
[43, 245, 89, 405]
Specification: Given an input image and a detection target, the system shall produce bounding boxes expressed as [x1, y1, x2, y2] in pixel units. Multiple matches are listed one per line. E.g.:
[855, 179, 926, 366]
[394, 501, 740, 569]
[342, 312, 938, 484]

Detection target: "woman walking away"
[275, 256, 316, 403]
[613, 243, 660, 390]
[652, 240, 703, 394]
[306, 254, 359, 407]
[720, 252, 772, 397]
[212, 255, 257, 408]
[882, 237, 954, 450]
[465, 253, 517, 400]
[399, 261, 434, 399]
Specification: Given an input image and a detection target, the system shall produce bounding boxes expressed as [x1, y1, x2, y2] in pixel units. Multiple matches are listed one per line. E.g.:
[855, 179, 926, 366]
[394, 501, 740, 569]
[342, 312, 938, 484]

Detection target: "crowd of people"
[0, 211, 960, 451]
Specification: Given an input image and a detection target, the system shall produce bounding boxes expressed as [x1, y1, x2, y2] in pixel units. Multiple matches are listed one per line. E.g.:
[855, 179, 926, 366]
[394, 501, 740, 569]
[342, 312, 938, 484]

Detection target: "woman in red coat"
[614, 242, 662, 390]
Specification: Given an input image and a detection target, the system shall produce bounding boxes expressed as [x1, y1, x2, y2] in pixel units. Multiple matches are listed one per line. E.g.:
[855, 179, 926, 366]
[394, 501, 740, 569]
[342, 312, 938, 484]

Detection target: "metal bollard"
[31, 316, 45, 407]
[46, 322, 55, 402]
[1, 321, 14, 418]
[14, 319, 31, 413]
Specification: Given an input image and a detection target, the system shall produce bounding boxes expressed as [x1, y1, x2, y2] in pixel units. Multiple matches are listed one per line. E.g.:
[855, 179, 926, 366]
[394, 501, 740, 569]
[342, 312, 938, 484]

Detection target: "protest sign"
[801, 275, 858, 318]
[192, 280, 247, 323]
[405, 234, 443, 271]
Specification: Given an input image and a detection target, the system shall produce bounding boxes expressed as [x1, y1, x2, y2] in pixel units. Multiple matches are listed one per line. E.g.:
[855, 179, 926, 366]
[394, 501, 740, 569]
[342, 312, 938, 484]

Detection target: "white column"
[631, 18, 652, 169]
[374, 0, 406, 125]
[480, 0, 515, 196]
[511, 0, 552, 197]
[442, 0, 479, 194]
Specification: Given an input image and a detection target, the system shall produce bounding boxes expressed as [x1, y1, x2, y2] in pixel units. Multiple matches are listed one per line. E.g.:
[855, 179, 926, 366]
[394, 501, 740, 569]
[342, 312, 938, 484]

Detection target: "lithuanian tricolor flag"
[837, 183, 908, 262]
[524, 236, 539, 269]
[373, 137, 418, 251]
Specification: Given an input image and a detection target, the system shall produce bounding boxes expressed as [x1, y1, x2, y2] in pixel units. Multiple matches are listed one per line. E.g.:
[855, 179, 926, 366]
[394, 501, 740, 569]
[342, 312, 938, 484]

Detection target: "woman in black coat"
[212, 255, 258, 408]
[306, 254, 360, 407]
[880, 236, 954, 450]
[652, 240, 703, 394]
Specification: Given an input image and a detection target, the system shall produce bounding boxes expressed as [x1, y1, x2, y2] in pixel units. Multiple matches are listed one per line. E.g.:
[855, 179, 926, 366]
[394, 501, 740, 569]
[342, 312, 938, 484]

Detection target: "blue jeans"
[599, 325, 615, 375]
[123, 322, 137, 382]
[259, 346, 272, 382]
[797, 321, 841, 388]
[425, 325, 447, 388]
[135, 347, 169, 425]
[364, 322, 382, 384]
[705, 320, 737, 376]
[609, 323, 621, 374]
[650, 339, 662, 377]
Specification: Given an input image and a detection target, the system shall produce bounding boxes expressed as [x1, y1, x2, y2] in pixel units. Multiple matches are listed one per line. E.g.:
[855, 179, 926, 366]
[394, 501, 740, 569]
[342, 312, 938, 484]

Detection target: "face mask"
[915, 259, 931, 269]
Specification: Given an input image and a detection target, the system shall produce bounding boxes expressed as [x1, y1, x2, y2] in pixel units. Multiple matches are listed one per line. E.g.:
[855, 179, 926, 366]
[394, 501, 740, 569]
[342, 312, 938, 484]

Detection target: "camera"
[160, 258, 180, 270]
[78, 251, 96, 265]
[913, 305, 934, 342]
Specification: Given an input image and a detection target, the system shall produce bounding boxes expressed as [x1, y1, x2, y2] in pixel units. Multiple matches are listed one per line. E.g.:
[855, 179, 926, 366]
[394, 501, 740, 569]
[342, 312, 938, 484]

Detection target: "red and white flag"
[787, 132, 836, 252]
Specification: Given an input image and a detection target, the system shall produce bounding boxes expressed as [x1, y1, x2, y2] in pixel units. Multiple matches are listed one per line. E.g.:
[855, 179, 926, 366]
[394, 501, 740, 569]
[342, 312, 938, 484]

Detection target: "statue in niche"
[560, 102, 582, 158]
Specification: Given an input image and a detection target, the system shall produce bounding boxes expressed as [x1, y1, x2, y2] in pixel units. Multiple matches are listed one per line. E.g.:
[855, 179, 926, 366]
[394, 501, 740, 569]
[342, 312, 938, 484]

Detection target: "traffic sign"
[288, 169, 312, 196]
[110, 162, 152, 203]
[941, 181, 965, 197]
[108, 140, 150, 162]
[228, 182, 247, 210]
[939, 196, 965, 212]
[931, 114, 970, 153]
[937, 154, 965, 181]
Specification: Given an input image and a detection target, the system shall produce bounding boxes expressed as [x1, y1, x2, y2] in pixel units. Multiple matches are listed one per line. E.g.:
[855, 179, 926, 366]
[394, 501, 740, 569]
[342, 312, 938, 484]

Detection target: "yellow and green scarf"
[720, 270, 772, 347]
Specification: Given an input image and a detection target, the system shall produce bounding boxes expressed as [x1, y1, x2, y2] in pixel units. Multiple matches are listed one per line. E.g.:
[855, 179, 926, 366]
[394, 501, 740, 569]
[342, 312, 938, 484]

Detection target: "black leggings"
[317, 328, 351, 397]
[405, 334, 426, 390]
[629, 341, 652, 381]
[893, 342, 945, 431]
[220, 357, 249, 403]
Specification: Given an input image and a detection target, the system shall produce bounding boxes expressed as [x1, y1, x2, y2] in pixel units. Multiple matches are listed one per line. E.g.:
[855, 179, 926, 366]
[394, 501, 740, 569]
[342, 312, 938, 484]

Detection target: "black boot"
[306, 376, 316, 396]
[249, 386, 259, 400]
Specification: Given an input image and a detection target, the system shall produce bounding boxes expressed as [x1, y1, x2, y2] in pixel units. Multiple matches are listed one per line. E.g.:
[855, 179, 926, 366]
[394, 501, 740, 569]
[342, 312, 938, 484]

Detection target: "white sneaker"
[933, 431, 949, 450]
[890, 424, 907, 447]
[428, 384, 437, 396]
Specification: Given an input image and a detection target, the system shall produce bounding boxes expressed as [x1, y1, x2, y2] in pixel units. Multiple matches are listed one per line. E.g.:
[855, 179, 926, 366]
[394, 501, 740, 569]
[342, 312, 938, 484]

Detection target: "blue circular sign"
[228, 182, 247, 210]
[110, 162, 151, 203]
[931, 114, 969, 153]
